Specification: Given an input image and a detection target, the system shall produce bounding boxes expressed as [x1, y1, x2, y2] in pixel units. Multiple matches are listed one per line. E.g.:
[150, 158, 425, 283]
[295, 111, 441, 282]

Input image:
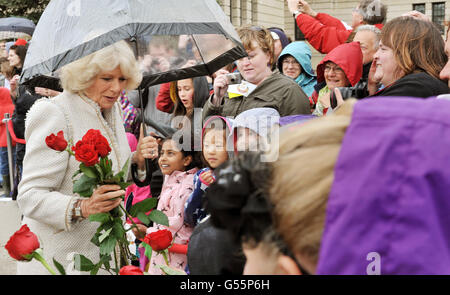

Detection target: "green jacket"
[202, 71, 311, 121]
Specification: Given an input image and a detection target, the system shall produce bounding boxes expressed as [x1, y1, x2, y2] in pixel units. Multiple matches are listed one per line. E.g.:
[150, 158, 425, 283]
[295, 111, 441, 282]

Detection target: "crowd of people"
[4, 0, 450, 275]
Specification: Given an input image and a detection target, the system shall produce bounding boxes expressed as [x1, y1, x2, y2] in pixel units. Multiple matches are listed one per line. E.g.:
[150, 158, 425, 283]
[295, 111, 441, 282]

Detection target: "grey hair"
[357, 0, 388, 25]
[354, 25, 381, 49]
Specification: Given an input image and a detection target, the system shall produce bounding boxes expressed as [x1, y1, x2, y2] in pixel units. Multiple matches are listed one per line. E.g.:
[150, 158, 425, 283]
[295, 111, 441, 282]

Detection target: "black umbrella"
[0, 17, 35, 39]
[20, 0, 247, 186]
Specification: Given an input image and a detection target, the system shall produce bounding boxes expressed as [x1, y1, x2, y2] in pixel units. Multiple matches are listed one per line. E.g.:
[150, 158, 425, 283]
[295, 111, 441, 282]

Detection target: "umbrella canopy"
[0, 17, 35, 40]
[20, 0, 247, 91]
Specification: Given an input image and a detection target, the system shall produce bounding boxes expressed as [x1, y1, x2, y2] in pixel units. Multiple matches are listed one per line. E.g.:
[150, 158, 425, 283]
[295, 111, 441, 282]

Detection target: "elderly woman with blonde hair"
[16, 40, 159, 275]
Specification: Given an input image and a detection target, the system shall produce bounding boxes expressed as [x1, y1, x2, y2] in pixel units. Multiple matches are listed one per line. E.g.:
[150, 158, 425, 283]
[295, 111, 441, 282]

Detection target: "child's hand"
[199, 170, 215, 185]
[132, 224, 148, 240]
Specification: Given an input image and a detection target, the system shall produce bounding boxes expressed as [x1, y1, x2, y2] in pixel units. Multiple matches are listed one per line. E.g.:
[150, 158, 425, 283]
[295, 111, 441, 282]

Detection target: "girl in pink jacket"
[142, 135, 199, 274]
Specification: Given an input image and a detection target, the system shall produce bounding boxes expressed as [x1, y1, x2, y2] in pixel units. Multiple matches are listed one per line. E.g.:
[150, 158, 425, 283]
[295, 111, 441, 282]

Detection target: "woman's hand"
[34, 87, 60, 97]
[333, 87, 345, 109]
[367, 60, 381, 96]
[212, 69, 230, 106]
[318, 91, 331, 109]
[299, 0, 317, 17]
[131, 223, 148, 240]
[133, 127, 161, 170]
[81, 185, 125, 218]
[402, 10, 430, 22]
[9, 75, 20, 99]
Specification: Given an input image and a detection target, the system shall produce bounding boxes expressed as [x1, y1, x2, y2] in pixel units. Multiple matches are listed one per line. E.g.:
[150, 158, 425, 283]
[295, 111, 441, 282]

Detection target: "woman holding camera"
[202, 25, 311, 121]
[368, 16, 449, 97]
[311, 42, 363, 116]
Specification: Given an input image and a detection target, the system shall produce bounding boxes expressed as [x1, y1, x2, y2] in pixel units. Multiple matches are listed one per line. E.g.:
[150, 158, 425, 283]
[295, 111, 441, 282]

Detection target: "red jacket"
[296, 13, 383, 54]
[0, 87, 16, 147]
[155, 82, 173, 113]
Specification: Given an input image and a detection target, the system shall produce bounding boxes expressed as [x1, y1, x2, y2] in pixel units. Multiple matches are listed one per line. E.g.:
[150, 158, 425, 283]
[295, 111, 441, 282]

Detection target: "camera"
[225, 72, 243, 85]
[330, 80, 368, 109]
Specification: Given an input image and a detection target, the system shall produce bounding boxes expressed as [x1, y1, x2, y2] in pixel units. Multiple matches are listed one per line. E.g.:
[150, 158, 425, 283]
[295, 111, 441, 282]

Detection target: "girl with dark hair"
[184, 116, 240, 275]
[184, 115, 234, 227]
[8, 44, 27, 75]
[132, 132, 200, 274]
[170, 76, 209, 130]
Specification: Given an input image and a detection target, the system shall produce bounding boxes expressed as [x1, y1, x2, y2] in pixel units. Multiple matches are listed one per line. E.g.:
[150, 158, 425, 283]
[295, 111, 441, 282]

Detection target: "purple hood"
[317, 97, 450, 275]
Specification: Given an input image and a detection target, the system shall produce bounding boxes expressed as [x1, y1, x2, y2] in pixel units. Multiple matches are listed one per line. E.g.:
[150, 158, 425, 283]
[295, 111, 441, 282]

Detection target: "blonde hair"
[60, 40, 142, 93]
[237, 25, 275, 67]
[267, 100, 356, 266]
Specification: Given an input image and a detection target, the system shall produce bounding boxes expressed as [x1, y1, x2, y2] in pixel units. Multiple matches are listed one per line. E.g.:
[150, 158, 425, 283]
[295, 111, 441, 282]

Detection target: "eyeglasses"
[324, 64, 344, 74]
[282, 58, 300, 67]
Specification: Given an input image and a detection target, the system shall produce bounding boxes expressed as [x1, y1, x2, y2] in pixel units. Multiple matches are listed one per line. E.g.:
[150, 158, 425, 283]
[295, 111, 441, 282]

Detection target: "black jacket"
[187, 217, 245, 275]
[12, 85, 41, 140]
[372, 72, 449, 98]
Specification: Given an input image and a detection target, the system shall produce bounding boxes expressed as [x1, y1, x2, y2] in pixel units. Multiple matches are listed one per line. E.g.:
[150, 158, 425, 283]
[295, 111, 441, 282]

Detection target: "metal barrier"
[2, 113, 16, 200]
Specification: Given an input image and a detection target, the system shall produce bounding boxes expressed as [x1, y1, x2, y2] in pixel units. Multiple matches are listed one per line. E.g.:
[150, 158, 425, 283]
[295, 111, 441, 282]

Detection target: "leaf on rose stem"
[53, 257, 66, 275]
[129, 198, 158, 217]
[120, 156, 131, 178]
[99, 235, 117, 255]
[73, 174, 97, 196]
[73, 254, 95, 272]
[91, 232, 100, 247]
[94, 164, 104, 182]
[90, 254, 111, 275]
[137, 212, 150, 225]
[149, 209, 169, 226]
[156, 264, 187, 275]
[111, 221, 125, 240]
[80, 163, 99, 179]
[143, 243, 152, 261]
[72, 169, 81, 179]
[118, 181, 132, 190]
[89, 213, 111, 224]
[98, 228, 113, 243]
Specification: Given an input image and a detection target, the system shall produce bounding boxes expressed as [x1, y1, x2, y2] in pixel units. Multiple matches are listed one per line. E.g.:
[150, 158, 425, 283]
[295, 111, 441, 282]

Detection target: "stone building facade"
[218, 0, 450, 68]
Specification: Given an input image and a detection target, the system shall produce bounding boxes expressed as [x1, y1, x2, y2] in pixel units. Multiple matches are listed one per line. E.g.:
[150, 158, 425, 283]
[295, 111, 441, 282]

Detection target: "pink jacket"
[147, 167, 198, 274]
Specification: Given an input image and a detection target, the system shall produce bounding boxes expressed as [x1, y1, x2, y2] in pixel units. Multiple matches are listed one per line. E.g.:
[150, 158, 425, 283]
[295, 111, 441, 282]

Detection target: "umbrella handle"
[131, 159, 152, 187]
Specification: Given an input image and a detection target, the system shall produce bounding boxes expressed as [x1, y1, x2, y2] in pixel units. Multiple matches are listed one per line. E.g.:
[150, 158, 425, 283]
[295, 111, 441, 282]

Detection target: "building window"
[432, 2, 445, 34]
[294, 23, 305, 41]
[412, 3, 425, 14]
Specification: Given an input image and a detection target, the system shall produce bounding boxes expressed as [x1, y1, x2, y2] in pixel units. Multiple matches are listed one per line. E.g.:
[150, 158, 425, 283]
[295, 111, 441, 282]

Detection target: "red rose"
[82, 129, 111, 158]
[5, 225, 40, 261]
[143, 229, 173, 251]
[72, 141, 99, 167]
[119, 265, 144, 275]
[45, 131, 68, 151]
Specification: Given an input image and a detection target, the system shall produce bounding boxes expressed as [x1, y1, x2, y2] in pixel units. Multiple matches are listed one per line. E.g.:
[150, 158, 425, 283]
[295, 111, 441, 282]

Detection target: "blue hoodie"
[277, 41, 317, 97]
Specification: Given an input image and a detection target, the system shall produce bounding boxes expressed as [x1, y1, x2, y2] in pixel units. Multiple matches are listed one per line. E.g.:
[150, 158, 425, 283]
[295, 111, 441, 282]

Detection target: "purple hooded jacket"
[317, 96, 450, 275]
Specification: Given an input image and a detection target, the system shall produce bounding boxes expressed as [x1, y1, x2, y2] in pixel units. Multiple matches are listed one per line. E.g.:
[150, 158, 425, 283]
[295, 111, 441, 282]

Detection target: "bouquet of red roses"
[45, 129, 130, 196]
[44, 129, 168, 274]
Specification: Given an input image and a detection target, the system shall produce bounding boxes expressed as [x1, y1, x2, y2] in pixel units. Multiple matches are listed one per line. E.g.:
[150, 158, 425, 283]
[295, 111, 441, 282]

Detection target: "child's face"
[177, 79, 194, 111]
[158, 139, 192, 175]
[236, 127, 262, 152]
[203, 129, 229, 169]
